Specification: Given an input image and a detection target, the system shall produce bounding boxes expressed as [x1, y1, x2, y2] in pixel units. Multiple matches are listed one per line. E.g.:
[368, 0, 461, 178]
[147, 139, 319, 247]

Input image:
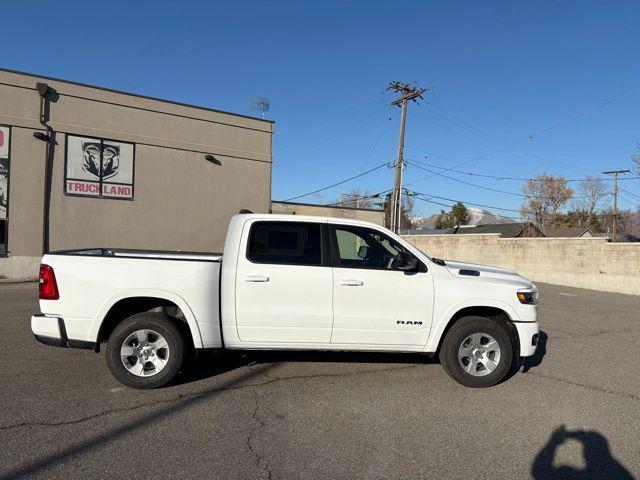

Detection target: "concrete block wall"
[403, 234, 640, 296]
[0, 256, 40, 282]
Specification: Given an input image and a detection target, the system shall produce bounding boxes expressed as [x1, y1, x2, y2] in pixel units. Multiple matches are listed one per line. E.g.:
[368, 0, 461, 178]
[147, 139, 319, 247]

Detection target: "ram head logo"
[82, 142, 120, 179]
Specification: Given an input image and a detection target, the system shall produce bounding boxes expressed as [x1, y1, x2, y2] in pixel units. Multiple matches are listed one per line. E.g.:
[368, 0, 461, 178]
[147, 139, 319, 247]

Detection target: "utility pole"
[388, 81, 426, 233]
[603, 169, 630, 242]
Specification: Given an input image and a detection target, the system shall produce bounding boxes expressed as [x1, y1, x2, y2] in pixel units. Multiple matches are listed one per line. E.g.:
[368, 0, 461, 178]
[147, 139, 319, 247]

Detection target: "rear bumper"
[31, 314, 96, 350]
[513, 321, 539, 357]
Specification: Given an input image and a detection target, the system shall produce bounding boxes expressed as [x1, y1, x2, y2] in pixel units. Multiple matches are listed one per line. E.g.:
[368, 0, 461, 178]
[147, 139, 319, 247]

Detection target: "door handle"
[245, 275, 269, 282]
[340, 279, 363, 286]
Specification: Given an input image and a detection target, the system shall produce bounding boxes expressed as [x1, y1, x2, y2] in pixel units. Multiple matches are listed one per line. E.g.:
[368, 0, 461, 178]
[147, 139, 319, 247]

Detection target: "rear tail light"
[39, 264, 59, 300]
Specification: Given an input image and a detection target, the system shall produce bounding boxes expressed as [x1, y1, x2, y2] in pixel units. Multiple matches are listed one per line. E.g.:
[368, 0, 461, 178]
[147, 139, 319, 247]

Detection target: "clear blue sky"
[3, 0, 640, 216]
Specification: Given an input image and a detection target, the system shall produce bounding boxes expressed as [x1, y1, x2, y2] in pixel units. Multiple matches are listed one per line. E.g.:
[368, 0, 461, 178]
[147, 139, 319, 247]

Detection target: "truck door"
[329, 224, 434, 346]
[235, 220, 333, 343]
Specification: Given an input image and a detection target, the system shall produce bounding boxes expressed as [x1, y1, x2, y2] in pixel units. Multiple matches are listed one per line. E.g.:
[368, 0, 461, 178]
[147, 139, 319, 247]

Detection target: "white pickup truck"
[31, 213, 539, 389]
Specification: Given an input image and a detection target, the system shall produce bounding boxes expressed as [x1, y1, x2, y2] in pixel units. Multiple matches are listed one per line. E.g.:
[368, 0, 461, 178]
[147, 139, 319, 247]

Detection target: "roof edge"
[0, 67, 274, 124]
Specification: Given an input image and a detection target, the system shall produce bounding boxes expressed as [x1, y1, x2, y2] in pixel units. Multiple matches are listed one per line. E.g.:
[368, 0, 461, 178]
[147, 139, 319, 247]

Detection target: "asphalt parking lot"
[0, 282, 638, 479]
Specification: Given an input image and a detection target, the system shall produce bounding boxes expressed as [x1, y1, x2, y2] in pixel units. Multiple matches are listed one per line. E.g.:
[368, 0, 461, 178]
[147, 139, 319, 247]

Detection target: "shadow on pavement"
[522, 330, 547, 373]
[249, 350, 436, 365]
[174, 350, 434, 386]
[2, 351, 433, 478]
[0, 363, 278, 480]
[531, 425, 635, 480]
[174, 350, 256, 384]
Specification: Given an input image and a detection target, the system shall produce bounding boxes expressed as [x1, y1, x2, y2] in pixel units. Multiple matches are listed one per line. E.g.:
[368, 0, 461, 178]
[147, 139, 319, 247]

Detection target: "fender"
[89, 288, 204, 349]
[424, 297, 520, 352]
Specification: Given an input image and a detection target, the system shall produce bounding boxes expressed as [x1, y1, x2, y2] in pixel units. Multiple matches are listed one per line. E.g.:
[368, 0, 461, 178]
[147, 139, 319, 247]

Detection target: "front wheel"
[440, 316, 513, 388]
[106, 313, 185, 389]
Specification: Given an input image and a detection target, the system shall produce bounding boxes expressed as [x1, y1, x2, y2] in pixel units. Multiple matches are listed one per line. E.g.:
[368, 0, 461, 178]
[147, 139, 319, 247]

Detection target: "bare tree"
[575, 176, 610, 224]
[383, 192, 414, 230]
[338, 188, 376, 209]
[632, 142, 640, 175]
[601, 207, 640, 236]
[619, 208, 640, 236]
[312, 193, 326, 205]
[633, 208, 640, 236]
[520, 174, 574, 229]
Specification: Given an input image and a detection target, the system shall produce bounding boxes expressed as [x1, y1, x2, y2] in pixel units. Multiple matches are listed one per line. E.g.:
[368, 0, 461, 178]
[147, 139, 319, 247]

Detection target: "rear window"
[247, 221, 322, 266]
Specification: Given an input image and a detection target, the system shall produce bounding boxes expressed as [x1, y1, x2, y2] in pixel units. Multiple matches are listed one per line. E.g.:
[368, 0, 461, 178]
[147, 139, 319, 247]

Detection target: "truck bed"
[38, 248, 224, 349]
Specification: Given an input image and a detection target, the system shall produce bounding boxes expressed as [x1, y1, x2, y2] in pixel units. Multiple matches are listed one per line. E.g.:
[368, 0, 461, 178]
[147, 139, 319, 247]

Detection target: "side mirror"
[357, 245, 368, 259]
[395, 251, 419, 271]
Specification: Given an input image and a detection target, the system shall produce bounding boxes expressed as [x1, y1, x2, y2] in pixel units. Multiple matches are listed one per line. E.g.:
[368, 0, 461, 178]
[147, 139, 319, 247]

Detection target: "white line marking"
[558, 293, 578, 297]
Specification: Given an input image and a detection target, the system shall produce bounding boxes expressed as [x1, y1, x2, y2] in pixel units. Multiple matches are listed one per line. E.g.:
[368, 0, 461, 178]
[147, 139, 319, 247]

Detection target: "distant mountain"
[411, 207, 515, 230]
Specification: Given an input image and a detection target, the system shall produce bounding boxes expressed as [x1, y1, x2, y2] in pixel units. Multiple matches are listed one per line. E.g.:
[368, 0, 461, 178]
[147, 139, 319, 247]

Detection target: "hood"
[442, 260, 533, 288]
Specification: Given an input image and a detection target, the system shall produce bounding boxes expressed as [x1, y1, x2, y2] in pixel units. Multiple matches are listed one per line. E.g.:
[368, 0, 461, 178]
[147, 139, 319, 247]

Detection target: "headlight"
[517, 288, 538, 305]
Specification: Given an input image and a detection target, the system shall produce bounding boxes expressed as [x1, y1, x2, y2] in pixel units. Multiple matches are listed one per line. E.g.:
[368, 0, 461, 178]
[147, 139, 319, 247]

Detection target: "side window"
[333, 225, 407, 270]
[247, 221, 322, 266]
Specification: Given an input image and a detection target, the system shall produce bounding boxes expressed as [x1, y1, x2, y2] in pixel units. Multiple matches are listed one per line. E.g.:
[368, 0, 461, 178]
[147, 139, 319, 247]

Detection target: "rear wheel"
[106, 313, 185, 389]
[440, 316, 513, 388]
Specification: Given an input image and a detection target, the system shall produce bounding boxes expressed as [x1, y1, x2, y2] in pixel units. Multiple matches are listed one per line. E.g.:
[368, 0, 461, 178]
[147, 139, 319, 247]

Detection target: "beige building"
[0, 68, 273, 280]
[271, 201, 385, 226]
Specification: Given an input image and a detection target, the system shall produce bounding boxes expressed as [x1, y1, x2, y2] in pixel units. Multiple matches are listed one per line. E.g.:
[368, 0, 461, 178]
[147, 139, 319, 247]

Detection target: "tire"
[440, 315, 513, 388]
[106, 312, 185, 389]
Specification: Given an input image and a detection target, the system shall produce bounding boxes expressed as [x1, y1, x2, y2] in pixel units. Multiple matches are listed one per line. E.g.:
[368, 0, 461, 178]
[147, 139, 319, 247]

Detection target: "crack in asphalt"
[542, 325, 640, 340]
[0, 363, 421, 432]
[245, 387, 273, 480]
[524, 370, 640, 402]
[578, 326, 640, 339]
[545, 328, 640, 340]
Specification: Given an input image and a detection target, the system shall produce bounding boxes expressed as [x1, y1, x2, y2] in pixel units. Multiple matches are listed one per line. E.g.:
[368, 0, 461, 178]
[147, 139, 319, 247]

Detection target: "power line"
[407, 83, 640, 187]
[407, 135, 546, 186]
[408, 190, 521, 214]
[325, 188, 392, 207]
[283, 162, 390, 202]
[408, 159, 546, 181]
[620, 188, 640, 201]
[533, 84, 640, 138]
[421, 103, 616, 174]
[412, 197, 460, 210]
[356, 112, 398, 170]
[406, 160, 525, 196]
[412, 160, 640, 183]
[521, 151, 636, 158]
[618, 192, 638, 208]
[407, 145, 636, 160]
[405, 160, 593, 199]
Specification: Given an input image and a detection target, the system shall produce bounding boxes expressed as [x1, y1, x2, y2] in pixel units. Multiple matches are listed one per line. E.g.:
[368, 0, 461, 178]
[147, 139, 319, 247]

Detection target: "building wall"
[0, 69, 273, 280]
[403, 233, 640, 295]
[271, 201, 385, 226]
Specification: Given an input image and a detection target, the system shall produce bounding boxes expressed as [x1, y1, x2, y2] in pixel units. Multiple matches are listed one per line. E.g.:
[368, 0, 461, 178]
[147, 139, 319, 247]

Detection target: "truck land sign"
[65, 134, 135, 200]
